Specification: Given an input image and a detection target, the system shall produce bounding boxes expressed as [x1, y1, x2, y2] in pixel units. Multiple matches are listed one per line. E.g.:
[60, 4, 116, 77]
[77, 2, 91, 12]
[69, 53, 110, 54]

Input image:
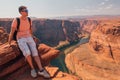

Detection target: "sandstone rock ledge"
[5, 66, 79, 80]
[0, 41, 79, 80]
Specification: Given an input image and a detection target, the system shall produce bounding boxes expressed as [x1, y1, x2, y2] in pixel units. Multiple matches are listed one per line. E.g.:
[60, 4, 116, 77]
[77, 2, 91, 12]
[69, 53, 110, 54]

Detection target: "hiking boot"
[31, 69, 37, 78]
[38, 69, 50, 78]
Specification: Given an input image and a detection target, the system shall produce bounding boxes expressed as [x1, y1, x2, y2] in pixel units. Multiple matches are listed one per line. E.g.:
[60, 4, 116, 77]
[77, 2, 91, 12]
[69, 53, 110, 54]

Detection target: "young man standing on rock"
[8, 6, 50, 78]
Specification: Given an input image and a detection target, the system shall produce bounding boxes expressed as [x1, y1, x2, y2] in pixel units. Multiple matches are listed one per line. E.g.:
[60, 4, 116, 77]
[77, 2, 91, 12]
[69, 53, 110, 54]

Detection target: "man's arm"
[8, 18, 17, 45]
[8, 27, 16, 45]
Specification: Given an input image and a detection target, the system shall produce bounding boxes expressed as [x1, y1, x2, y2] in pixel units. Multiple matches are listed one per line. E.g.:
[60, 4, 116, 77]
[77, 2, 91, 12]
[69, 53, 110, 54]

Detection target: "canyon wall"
[89, 20, 120, 62]
[65, 19, 120, 80]
[79, 20, 99, 33]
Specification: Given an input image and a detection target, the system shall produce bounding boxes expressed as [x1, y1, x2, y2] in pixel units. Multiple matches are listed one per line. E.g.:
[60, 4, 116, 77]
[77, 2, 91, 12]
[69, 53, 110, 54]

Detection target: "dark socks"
[40, 69, 44, 72]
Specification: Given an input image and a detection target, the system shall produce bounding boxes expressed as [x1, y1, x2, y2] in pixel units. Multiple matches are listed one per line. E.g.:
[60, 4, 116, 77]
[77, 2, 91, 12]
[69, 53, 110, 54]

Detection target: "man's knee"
[23, 52, 31, 58]
[32, 52, 39, 57]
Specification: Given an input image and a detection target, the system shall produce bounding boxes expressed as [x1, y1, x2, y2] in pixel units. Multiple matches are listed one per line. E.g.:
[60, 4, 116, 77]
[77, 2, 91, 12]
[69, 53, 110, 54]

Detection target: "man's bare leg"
[26, 55, 35, 69]
[26, 55, 37, 78]
[33, 56, 43, 71]
[34, 56, 50, 78]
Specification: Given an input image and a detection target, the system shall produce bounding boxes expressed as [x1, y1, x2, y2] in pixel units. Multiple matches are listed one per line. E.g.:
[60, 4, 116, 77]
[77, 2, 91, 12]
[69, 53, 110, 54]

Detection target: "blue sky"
[0, 0, 120, 18]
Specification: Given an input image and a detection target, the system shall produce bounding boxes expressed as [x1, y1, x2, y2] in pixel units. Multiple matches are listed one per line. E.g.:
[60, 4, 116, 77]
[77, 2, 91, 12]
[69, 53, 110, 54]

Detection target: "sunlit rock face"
[65, 19, 120, 80]
[79, 20, 99, 33]
[89, 20, 120, 62]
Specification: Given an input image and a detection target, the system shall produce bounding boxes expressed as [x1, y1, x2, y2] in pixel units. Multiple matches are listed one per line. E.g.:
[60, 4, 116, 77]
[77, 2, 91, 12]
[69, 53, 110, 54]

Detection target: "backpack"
[13, 17, 31, 40]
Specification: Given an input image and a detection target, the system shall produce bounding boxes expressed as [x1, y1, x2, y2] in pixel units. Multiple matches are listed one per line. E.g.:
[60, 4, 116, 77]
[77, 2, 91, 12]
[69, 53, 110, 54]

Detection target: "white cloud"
[99, 0, 110, 6]
[99, 2, 105, 6]
[98, 4, 113, 10]
[105, 0, 108, 1]
[75, 8, 90, 12]
[105, 4, 113, 9]
[98, 0, 113, 10]
[74, 6, 119, 15]
[73, 0, 120, 15]
[75, 7, 100, 13]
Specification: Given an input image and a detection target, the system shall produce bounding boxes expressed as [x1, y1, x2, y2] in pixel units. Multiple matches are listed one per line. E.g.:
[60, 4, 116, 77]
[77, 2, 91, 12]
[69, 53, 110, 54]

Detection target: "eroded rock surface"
[0, 27, 9, 45]
[65, 20, 120, 80]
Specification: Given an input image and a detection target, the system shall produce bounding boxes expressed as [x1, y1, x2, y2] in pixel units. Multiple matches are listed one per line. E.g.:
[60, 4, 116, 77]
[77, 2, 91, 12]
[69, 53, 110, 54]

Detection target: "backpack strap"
[28, 17, 31, 29]
[13, 18, 20, 40]
[16, 18, 20, 31]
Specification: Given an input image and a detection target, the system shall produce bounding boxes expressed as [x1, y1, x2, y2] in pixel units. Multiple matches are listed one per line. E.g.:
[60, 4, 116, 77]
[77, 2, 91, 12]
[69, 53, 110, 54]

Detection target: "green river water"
[50, 37, 89, 73]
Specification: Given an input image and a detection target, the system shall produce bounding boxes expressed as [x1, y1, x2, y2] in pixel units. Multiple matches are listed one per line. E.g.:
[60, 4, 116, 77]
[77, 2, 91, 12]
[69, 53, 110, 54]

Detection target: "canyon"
[0, 16, 120, 80]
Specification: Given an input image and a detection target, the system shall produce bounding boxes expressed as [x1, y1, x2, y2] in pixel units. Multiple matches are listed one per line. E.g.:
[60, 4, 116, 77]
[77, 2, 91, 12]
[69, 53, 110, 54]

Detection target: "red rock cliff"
[65, 19, 120, 80]
[89, 20, 120, 62]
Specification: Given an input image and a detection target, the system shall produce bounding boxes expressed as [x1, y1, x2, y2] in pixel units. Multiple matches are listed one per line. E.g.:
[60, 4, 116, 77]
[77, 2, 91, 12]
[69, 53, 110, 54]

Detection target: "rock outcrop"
[0, 27, 9, 45]
[65, 20, 120, 80]
[0, 40, 60, 78]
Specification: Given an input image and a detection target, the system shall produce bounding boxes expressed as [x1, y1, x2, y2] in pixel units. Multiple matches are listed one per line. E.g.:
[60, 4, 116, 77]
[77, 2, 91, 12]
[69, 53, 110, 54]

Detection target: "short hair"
[18, 6, 27, 13]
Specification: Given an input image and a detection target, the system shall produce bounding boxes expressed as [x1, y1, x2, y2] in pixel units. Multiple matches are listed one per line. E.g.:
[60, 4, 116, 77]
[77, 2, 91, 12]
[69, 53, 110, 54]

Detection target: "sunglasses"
[21, 9, 28, 13]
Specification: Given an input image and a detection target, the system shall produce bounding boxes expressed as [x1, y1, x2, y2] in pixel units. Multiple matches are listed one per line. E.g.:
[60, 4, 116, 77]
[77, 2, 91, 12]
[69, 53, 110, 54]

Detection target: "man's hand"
[8, 42, 12, 48]
[8, 38, 12, 48]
